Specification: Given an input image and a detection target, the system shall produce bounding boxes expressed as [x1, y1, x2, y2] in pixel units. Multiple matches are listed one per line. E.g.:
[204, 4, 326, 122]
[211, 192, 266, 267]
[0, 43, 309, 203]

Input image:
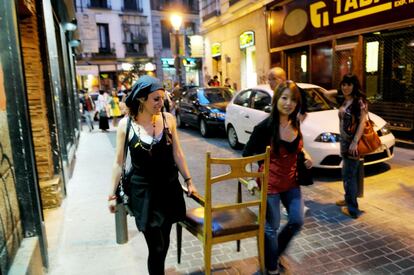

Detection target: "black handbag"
[296, 151, 314, 186]
[116, 117, 134, 215]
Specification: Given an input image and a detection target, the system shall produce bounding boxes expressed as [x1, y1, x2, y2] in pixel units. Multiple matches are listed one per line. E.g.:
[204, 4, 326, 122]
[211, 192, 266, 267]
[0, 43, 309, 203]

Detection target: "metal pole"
[115, 204, 128, 244]
[175, 30, 182, 85]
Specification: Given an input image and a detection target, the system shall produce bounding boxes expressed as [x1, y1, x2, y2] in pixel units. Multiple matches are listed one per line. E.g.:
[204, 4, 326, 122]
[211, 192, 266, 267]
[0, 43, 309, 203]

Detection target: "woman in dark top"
[243, 81, 312, 275]
[336, 74, 367, 219]
[108, 75, 196, 275]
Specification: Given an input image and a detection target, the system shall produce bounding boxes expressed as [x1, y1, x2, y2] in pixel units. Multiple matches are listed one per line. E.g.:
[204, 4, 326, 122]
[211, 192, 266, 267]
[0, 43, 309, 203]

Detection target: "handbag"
[296, 151, 313, 186]
[357, 115, 381, 156]
[99, 107, 108, 118]
[116, 117, 134, 216]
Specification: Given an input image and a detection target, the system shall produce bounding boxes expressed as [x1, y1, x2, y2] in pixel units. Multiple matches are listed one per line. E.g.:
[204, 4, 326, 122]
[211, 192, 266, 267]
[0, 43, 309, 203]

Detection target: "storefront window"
[311, 42, 332, 89]
[365, 28, 414, 103]
[286, 47, 309, 84]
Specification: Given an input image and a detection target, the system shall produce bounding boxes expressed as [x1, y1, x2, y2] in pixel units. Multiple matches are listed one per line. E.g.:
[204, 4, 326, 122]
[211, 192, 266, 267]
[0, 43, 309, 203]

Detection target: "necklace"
[133, 117, 157, 155]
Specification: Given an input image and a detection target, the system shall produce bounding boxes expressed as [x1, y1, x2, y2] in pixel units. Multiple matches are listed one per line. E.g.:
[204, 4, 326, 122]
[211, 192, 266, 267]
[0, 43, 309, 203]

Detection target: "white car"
[225, 83, 395, 169]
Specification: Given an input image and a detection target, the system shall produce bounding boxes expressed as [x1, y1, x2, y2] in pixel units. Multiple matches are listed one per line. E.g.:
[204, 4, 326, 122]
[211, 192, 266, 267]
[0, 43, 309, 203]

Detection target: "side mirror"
[264, 105, 272, 113]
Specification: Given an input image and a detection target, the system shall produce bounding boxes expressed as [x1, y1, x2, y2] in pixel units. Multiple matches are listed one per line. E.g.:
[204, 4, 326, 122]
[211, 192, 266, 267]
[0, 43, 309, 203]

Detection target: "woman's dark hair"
[338, 74, 366, 115]
[128, 94, 148, 119]
[337, 74, 366, 104]
[268, 81, 302, 154]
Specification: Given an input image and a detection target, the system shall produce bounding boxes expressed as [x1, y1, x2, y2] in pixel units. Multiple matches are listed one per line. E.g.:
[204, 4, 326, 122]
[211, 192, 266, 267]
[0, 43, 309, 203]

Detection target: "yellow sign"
[239, 31, 255, 49]
[309, 0, 409, 28]
[211, 43, 221, 57]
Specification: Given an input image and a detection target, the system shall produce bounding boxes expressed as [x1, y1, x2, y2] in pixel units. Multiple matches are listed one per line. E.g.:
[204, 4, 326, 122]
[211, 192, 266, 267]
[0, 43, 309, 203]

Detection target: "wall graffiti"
[0, 57, 21, 273]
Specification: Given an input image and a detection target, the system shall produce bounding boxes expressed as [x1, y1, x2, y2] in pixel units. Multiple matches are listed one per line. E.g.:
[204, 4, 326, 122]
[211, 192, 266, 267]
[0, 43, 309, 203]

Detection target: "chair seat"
[183, 207, 258, 237]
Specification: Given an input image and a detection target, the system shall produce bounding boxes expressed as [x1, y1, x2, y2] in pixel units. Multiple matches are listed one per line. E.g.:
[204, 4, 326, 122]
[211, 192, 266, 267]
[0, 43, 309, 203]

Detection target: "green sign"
[211, 43, 221, 57]
[239, 31, 255, 49]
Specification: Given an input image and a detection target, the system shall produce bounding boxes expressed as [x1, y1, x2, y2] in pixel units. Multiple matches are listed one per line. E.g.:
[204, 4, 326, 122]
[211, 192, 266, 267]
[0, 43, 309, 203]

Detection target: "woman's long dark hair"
[338, 74, 366, 115]
[128, 95, 148, 120]
[268, 81, 302, 154]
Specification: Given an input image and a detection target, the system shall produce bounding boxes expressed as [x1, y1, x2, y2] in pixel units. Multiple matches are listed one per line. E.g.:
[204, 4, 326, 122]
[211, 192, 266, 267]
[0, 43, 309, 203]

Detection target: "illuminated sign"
[269, 0, 414, 49]
[161, 58, 175, 68]
[211, 43, 221, 57]
[239, 31, 255, 49]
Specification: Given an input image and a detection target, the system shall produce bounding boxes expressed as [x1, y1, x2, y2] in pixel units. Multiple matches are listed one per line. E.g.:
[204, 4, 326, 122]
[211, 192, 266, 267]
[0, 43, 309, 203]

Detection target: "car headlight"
[314, 132, 341, 143]
[208, 109, 225, 120]
[379, 123, 391, 136]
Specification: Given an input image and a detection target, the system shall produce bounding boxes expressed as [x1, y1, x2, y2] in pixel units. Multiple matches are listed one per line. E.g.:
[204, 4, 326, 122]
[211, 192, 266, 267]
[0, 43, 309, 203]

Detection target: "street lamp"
[170, 13, 183, 85]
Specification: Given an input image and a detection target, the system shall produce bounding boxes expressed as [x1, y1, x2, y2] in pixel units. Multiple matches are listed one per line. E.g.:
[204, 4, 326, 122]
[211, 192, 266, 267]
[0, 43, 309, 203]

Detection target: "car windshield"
[198, 88, 233, 104]
[303, 88, 336, 112]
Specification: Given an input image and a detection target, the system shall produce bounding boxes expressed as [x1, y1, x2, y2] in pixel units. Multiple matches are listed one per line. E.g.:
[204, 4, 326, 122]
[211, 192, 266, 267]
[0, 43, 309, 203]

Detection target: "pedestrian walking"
[109, 89, 122, 127]
[336, 74, 367, 219]
[80, 90, 95, 131]
[108, 75, 197, 275]
[97, 90, 110, 131]
[243, 81, 312, 275]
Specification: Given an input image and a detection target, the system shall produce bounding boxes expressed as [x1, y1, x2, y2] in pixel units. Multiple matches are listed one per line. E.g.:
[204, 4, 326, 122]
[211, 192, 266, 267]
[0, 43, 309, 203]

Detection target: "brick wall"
[19, 5, 54, 182]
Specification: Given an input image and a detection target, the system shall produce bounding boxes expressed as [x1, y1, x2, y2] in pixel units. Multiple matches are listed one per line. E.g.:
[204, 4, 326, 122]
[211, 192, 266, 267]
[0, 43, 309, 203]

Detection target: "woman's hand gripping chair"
[177, 147, 270, 275]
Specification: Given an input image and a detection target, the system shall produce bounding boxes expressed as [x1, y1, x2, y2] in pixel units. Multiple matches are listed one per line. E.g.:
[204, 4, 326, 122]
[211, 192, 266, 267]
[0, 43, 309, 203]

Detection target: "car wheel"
[199, 119, 209, 137]
[176, 112, 184, 128]
[227, 125, 242, 149]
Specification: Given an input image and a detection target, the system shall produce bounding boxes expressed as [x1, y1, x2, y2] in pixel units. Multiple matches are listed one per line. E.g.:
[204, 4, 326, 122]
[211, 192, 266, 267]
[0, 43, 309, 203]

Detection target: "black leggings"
[143, 222, 173, 275]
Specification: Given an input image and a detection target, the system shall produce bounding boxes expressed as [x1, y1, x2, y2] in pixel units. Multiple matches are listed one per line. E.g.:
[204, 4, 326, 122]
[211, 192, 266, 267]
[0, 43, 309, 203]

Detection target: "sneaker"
[341, 206, 358, 219]
[336, 199, 346, 206]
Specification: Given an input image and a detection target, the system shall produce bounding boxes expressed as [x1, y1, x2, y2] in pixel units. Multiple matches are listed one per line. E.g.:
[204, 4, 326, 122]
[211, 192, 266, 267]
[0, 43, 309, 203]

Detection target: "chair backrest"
[203, 147, 270, 239]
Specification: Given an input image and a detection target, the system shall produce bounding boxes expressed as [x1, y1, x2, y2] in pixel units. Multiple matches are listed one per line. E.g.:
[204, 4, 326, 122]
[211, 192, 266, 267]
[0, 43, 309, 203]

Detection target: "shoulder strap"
[121, 117, 132, 176]
[161, 112, 169, 131]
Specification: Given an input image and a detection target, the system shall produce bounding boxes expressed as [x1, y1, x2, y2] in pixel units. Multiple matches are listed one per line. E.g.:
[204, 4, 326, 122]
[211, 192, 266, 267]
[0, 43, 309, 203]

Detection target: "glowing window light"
[366, 41, 379, 73]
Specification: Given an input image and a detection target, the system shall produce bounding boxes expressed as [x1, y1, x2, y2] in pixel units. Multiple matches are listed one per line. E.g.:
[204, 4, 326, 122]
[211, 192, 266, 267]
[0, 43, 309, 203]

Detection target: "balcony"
[202, 10, 220, 21]
[124, 42, 147, 57]
[91, 48, 116, 59]
[88, 1, 111, 9]
[122, 3, 143, 12]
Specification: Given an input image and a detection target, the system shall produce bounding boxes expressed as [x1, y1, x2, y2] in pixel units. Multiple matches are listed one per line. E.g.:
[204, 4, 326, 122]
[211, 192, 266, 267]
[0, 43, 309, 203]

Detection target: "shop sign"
[189, 35, 204, 58]
[182, 58, 198, 68]
[161, 58, 175, 68]
[239, 31, 255, 49]
[269, 0, 414, 49]
[211, 43, 221, 57]
[100, 65, 116, 72]
[76, 65, 99, 76]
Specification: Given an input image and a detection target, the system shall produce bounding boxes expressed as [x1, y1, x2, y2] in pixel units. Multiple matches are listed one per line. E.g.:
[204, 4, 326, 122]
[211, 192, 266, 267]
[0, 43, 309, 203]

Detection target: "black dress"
[127, 115, 186, 231]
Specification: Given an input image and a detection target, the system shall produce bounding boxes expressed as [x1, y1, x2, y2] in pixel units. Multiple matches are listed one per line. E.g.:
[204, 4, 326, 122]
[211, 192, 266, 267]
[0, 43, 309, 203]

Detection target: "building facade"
[0, 0, 79, 273]
[75, 0, 156, 92]
[201, 0, 414, 135]
[150, 0, 202, 89]
[266, 0, 414, 134]
[200, 0, 271, 90]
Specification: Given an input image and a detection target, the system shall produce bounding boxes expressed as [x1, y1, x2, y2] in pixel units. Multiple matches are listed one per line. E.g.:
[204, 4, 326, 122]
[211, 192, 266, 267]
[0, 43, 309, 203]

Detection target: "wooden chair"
[177, 147, 270, 275]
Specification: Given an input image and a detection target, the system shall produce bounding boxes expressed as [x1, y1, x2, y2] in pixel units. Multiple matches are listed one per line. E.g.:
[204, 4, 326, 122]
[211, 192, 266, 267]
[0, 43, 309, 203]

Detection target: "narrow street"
[46, 126, 414, 275]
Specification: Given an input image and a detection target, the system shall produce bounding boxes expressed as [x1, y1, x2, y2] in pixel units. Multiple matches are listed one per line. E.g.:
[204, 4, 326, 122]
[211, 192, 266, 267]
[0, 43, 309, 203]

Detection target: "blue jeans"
[265, 188, 304, 271]
[342, 156, 362, 215]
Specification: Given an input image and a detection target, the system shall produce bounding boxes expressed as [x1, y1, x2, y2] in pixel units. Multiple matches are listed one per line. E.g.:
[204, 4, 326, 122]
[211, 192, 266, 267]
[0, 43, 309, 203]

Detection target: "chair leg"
[204, 241, 212, 275]
[176, 223, 182, 264]
[257, 234, 265, 273]
[237, 239, 240, 252]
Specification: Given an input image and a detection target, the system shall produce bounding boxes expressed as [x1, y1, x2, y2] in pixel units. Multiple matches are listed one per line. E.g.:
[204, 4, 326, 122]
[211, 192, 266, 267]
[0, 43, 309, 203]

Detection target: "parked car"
[225, 83, 395, 169]
[176, 87, 233, 137]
